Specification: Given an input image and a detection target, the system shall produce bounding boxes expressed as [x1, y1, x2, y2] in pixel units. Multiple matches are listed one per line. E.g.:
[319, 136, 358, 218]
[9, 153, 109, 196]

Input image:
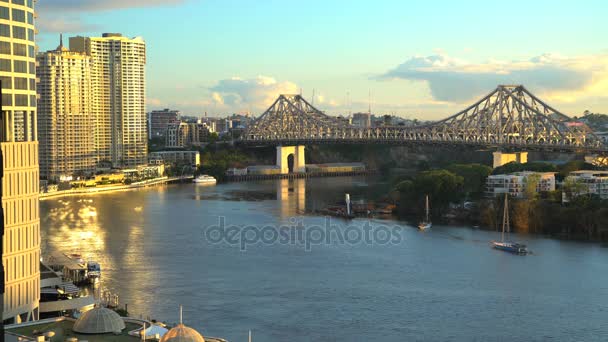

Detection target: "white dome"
[72, 306, 126, 334]
[159, 324, 205, 342]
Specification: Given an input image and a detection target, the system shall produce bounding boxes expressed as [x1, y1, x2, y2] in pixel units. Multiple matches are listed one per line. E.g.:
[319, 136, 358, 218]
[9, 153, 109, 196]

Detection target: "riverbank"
[39, 176, 193, 200]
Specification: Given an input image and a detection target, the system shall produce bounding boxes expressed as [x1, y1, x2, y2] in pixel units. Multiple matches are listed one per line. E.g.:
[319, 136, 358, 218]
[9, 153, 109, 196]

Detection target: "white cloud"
[380, 53, 608, 104]
[209, 76, 299, 111]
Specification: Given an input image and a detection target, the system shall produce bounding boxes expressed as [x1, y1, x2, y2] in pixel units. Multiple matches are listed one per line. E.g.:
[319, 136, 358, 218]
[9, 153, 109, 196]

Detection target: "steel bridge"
[242, 85, 607, 155]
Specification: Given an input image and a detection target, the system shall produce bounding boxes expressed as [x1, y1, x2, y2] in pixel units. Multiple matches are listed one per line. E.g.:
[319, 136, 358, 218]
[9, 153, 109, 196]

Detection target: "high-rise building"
[0, 0, 40, 323]
[148, 108, 180, 139]
[69, 33, 147, 168]
[36, 37, 95, 181]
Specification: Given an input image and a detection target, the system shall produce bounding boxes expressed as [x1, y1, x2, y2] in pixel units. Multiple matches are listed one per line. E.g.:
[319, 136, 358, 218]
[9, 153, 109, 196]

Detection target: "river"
[40, 176, 608, 341]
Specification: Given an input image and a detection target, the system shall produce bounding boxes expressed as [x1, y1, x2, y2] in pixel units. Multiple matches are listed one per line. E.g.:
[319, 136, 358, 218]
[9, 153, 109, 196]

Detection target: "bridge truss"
[242, 85, 607, 154]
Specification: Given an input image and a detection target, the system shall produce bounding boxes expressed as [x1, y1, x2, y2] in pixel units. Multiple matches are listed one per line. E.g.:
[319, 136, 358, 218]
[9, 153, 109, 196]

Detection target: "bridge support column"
[276, 145, 306, 174]
[492, 151, 528, 168]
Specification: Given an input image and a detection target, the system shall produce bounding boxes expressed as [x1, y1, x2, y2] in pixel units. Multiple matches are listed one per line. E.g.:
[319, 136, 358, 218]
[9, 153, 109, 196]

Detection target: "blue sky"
[37, 0, 608, 119]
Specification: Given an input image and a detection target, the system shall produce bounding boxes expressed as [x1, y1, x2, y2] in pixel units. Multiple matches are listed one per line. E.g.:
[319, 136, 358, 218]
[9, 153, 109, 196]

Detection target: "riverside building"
[485, 172, 556, 198]
[69, 33, 147, 168]
[36, 37, 95, 181]
[0, 0, 41, 323]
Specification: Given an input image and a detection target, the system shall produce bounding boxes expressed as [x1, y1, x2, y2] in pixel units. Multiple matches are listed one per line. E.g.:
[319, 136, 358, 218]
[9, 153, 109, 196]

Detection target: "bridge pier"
[276, 145, 306, 174]
[493, 151, 528, 168]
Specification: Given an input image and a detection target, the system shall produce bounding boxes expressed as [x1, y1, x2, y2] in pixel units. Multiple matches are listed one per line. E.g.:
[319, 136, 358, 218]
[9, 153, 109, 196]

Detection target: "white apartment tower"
[36, 37, 96, 181]
[69, 33, 147, 168]
[0, 0, 40, 323]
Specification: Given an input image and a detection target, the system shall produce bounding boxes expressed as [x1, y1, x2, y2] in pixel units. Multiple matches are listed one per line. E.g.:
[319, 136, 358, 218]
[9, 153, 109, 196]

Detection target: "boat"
[87, 261, 101, 284]
[492, 194, 528, 254]
[418, 195, 432, 230]
[193, 174, 217, 184]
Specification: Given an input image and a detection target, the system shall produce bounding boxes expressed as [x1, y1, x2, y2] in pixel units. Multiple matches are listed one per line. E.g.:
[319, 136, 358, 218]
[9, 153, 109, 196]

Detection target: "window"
[27, 28, 33, 41]
[12, 26, 25, 39]
[0, 58, 11, 71]
[14, 60, 26, 73]
[0, 76, 10, 88]
[2, 94, 11, 106]
[0, 41, 10, 54]
[12, 9, 25, 22]
[13, 0, 25, 5]
[14, 77, 26, 89]
[26, 11, 32, 25]
[0, 7, 8, 20]
[15, 94, 27, 106]
[29, 94, 34, 106]
[28, 61, 33, 74]
[28, 77, 34, 90]
[13, 43, 26, 56]
[27, 0, 33, 8]
[0, 24, 9, 37]
[27, 44, 33, 57]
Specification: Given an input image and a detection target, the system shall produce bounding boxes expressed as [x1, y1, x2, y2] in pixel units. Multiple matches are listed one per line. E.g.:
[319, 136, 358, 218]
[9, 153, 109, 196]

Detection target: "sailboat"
[418, 195, 432, 230]
[492, 194, 528, 254]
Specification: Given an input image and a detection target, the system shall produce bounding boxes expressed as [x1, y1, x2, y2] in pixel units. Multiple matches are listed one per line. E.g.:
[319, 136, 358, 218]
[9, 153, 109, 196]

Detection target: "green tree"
[523, 173, 541, 200]
[447, 163, 492, 198]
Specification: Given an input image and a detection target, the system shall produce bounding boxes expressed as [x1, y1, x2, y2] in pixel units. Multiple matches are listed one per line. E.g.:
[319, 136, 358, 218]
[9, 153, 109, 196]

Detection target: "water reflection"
[276, 179, 306, 218]
[41, 191, 155, 317]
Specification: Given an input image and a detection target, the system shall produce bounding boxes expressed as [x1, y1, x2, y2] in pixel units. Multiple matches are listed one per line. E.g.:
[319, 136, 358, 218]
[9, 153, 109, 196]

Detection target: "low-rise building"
[564, 170, 608, 199]
[485, 172, 556, 198]
[149, 151, 201, 167]
[166, 122, 213, 148]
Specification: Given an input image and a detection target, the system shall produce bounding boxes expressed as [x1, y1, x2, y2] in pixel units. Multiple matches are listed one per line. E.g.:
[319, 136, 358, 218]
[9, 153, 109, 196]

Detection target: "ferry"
[418, 195, 432, 230]
[492, 194, 528, 255]
[193, 174, 217, 184]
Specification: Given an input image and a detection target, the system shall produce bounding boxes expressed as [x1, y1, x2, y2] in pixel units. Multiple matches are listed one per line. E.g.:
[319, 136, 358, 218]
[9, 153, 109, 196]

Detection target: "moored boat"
[492, 194, 528, 255]
[418, 195, 432, 230]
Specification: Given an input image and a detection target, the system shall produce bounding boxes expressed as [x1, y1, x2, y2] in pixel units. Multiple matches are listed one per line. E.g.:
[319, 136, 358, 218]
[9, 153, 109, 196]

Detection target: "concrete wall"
[276, 146, 306, 174]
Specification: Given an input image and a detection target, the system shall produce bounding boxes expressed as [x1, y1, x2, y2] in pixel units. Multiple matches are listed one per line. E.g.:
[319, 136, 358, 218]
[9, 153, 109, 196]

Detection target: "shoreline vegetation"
[392, 161, 608, 242]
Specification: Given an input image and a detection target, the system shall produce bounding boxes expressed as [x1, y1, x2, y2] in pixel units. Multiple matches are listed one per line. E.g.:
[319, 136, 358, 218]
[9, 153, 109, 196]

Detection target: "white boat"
[492, 194, 528, 254]
[418, 195, 432, 230]
[193, 175, 217, 184]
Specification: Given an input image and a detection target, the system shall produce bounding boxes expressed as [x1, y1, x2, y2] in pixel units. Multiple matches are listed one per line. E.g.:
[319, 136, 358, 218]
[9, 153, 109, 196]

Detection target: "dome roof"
[159, 324, 205, 342]
[72, 306, 126, 334]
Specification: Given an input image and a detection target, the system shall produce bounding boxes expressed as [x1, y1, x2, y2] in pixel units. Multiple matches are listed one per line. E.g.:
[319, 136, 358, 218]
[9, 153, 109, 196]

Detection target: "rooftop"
[7, 318, 141, 342]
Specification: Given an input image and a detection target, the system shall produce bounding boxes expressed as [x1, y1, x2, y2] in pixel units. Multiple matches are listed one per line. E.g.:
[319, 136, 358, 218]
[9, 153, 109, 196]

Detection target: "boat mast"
[426, 195, 430, 223]
[502, 193, 509, 242]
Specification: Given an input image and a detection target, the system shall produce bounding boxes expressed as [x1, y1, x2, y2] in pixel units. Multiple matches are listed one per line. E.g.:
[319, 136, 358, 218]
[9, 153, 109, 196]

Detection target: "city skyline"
[36, 0, 608, 119]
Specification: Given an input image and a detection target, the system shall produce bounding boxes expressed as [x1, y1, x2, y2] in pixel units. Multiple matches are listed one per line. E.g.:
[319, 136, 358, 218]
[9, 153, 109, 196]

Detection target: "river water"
[40, 177, 608, 341]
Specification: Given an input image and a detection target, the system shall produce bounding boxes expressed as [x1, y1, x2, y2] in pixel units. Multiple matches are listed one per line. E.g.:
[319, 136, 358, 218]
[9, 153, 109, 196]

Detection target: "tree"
[447, 163, 492, 198]
[395, 169, 464, 216]
[562, 177, 588, 201]
[523, 173, 541, 200]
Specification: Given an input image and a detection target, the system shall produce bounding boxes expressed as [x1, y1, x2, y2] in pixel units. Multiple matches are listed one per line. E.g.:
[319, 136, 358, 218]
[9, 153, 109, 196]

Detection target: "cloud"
[37, 0, 186, 12]
[37, 17, 99, 34]
[209, 76, 299, 110]
[380, 53, 608, 103]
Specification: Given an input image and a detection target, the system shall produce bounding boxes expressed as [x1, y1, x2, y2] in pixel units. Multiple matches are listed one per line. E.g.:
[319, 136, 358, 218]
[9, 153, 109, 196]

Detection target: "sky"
[36, 0, 608, 119]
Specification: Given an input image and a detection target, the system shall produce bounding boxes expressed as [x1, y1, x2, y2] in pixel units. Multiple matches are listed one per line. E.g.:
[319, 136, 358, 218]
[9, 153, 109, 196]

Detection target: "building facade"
[149, 151, 201, 168]
[352, 112, 371, 128]
[165, 122, 212, 148]
[69, 33, 147, 168]
[148, 108, 180, 139]
[485, 172, 556, 198]
[565, 170, 608, 199]
[0, 0, 40, 323]
[37, 40, 96, 181]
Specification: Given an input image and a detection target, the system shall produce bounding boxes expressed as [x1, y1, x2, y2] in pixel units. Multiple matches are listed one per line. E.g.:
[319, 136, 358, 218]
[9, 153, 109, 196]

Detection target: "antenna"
[179, 305, 183, 325]
[368, 89, 371, 114]
[249, 330, 252, 342]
